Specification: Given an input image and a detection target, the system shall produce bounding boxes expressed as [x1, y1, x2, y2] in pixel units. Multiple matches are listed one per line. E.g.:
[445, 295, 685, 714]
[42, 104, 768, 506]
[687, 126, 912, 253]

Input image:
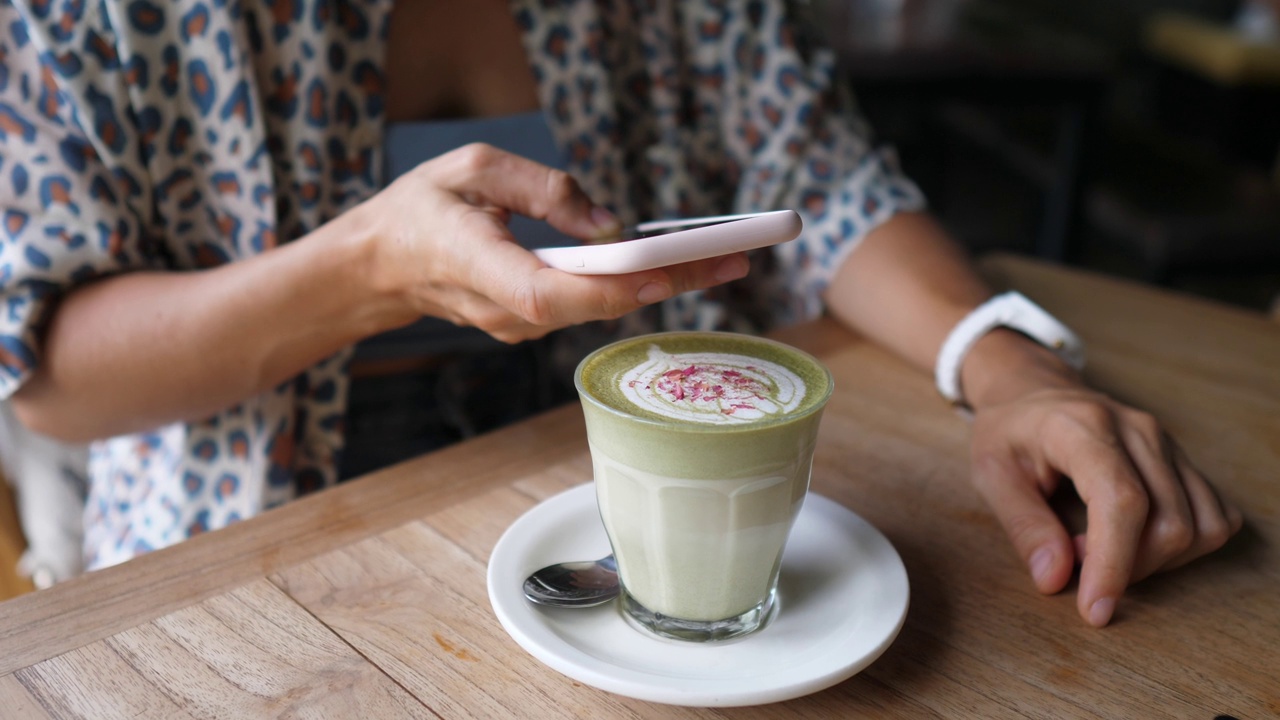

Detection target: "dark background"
[820, 0, 1280, 311]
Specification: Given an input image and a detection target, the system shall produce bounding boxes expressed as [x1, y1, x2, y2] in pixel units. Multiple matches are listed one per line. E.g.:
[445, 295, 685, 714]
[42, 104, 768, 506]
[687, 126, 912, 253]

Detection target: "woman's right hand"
[354, 143, 750, 343]
[12, 143, 746, 442]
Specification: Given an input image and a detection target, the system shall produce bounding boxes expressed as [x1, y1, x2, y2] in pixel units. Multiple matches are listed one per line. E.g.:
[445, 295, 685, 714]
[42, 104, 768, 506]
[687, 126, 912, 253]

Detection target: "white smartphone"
[533, 209, 802, 275]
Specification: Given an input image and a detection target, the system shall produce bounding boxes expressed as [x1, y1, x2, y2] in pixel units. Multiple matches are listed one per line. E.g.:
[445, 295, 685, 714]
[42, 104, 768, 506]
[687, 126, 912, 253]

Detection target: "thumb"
[971, 454, 1076, 594]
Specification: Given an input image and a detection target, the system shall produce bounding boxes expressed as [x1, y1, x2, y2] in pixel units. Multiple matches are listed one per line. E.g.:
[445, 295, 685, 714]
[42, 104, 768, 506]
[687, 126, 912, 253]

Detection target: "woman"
[0, 0, 1240, 626]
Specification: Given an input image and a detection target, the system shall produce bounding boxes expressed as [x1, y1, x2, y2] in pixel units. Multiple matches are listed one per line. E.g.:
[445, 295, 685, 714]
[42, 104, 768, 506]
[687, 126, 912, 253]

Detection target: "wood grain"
[272, 509, 669, 719]
[0, 408, 587, 675]
[0, 254, 1276, 718]
[0, 673, 54, 719]
[7, 579, 432, 719]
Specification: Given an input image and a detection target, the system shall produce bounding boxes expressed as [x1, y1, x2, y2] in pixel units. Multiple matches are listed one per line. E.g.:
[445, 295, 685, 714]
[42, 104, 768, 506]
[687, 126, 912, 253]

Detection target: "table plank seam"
[0, 409, 588, 675]
[270, 527, 623, 720]
[264, 574, 447, 720]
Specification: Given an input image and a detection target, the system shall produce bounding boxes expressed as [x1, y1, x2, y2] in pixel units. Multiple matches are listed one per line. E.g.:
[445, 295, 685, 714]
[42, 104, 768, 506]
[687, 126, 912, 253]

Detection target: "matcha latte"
[575, 332, 833, 642]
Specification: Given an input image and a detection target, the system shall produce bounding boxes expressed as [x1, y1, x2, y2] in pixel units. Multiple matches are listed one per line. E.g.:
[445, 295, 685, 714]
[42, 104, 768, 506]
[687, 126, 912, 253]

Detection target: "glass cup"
[574, 331, 833, 641]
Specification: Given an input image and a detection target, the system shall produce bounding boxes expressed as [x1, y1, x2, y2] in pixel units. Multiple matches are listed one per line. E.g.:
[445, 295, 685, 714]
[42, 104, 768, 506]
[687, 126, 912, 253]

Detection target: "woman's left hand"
[966, 379, 1244, 627]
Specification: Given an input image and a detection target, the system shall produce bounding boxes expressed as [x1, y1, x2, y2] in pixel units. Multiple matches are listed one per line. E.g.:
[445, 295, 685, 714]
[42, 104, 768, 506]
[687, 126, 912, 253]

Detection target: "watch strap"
[934, 291, 1085, 406]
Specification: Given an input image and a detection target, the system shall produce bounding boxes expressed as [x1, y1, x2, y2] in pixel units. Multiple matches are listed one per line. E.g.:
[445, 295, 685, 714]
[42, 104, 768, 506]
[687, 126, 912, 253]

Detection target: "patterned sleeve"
[687, 0, 927, 323]
[0, 0, 154, 397]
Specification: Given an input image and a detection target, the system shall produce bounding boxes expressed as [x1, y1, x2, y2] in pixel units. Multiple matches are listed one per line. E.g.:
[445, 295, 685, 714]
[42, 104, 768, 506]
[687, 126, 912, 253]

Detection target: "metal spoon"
[523, 554, 620, 608]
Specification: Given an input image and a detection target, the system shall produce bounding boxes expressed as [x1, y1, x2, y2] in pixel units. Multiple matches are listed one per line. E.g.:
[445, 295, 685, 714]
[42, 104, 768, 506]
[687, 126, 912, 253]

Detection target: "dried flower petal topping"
[619, 345, 806, 424]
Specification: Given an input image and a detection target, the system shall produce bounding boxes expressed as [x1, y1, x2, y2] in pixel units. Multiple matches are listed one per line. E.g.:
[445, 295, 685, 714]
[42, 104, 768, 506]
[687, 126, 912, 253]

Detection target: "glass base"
[620, 587, 779, 642]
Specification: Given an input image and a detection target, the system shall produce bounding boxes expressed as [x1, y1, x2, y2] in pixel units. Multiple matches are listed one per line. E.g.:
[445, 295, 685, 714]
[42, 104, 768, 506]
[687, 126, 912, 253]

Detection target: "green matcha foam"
[578, 332, 831, 430]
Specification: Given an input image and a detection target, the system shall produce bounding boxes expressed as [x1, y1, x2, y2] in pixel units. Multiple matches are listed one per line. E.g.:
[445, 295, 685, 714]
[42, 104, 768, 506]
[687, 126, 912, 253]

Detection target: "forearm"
[12, 207, 405, 442]
[11, 143, 752, 443]
[822, 212, 1080, 408]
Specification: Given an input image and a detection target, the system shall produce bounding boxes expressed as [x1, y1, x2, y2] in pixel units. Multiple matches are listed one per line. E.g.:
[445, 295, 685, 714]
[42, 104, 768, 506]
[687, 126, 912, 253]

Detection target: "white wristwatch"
[934, 291, 1085, 407]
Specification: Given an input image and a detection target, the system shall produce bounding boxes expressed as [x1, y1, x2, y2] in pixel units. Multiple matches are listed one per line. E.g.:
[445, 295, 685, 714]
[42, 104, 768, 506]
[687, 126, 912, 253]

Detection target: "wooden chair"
[0, 471, 35, 599]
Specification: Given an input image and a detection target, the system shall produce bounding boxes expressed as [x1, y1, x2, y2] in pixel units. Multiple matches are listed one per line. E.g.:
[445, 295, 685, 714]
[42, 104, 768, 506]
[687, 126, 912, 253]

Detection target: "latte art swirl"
[619, 345, 807, 424]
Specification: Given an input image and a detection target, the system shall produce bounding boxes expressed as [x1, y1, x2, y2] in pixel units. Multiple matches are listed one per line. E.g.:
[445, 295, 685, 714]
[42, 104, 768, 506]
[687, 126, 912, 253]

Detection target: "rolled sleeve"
[0, 2, 150, 397]
[708, 1, 926, 322]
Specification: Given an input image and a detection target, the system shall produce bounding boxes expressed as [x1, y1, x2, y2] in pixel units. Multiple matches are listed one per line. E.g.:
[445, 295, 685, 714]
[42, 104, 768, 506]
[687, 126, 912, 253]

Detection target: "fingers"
[972, 399, 1165, 629]
[1093, 414, 1241, 591]
[1156, 447, 1243, 573]
[409, 144, 756, 341]
[439, 205, 748, 340]
[473, 243, 749, 339]
[988, 394, 1249, 625]
[1072, 455, 1148, 627]
[970, 452, 1076, 595]
[661, 254, 751, 296]
[1018, 401, 1149, 627]
[428, 143, 621, 240]
[1116, 413, 1194, 584]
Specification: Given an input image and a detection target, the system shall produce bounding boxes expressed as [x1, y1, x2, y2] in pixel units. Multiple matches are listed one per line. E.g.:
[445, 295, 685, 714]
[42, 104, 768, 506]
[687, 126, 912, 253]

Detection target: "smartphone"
[533, 210, 802, 275]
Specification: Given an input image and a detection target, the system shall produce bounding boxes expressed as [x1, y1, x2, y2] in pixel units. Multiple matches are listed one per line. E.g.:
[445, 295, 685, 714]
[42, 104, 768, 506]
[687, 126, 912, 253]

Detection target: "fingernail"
[1088, 597, 1115, 627]
[715, 255, 749, 282]
[591, 206, 621, 234]
[637, 282, 671, 304]
[1029, 547, 1054, 585]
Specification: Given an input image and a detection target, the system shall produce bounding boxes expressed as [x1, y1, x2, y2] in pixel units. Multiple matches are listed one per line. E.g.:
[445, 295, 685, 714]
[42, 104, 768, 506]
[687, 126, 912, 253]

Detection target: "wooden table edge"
[0, 406, 592, 675]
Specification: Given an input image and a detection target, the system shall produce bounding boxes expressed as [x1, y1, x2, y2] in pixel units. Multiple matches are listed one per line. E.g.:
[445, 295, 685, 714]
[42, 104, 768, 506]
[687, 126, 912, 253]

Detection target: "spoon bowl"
[523, 554, 620, 608]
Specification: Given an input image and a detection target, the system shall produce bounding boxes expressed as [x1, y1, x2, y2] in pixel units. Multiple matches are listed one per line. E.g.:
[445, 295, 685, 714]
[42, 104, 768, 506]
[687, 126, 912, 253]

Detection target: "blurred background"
[820, 0, 1280, 312]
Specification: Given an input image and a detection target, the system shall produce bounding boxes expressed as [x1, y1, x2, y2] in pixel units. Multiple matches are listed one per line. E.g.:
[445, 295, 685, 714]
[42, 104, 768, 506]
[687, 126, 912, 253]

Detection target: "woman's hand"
[962, 332, 1244, 627]
[13, 143, 749, 442]
[356, 143, 749, 343]
[821, 213, 1242, 628]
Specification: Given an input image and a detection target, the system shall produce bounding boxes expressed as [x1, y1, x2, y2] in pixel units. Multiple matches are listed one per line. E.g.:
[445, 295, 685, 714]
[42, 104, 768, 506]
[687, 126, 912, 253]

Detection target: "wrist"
[334, 200, 421, 335]
[934, 291, 1085, 410]
[959, 328, 1083, 409]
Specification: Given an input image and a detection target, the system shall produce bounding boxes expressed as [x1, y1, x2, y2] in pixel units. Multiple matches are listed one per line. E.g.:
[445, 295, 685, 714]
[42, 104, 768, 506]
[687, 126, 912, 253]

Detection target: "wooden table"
[2, 255, 1277, 718]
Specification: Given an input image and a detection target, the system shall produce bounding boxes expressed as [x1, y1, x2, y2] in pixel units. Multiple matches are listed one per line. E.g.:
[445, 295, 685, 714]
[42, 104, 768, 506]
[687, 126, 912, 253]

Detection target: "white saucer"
[487, 483, 909, 707]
